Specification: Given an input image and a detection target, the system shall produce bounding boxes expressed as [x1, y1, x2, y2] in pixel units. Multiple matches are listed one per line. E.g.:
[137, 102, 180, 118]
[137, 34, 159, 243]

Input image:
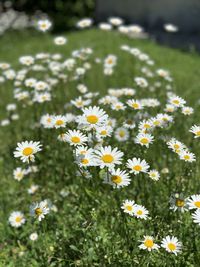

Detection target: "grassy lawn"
[0, 29, 200, 267]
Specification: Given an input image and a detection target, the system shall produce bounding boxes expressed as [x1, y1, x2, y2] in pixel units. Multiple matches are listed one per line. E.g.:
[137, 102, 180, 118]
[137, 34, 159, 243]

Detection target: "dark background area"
[1, 0, 200, 51]
[1, 0, 95, 32]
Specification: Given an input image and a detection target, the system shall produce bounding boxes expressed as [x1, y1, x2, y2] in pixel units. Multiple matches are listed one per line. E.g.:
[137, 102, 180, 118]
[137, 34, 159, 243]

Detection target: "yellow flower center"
[153, 120, 160, 126]
[137, 210, 143, 215]
[107, 59, 113, 64]
[176, 199, 185, 207]
[71, 136, 80, 143]
[196, 131, 200, 136]
[144, 124, 150, 129]
[133, 165, 142, 172]
[132, 103, 139, 109]
[194, 201, 200, 208]
[77, 101, 83, 106]
[101, 130, 107, 136]
[111, 175, 122, 184]
[140, 138, 149, 144]
[86, 115, 98, 124]
[15, 216, 22, 223]
[144, 239, 154, 248]
[126, 205, 133, 211]
[35, 208, 43, 216]
[174, 144, 180, 150]
[41, 23, 47, 29]
[47, 118, 51, 123]
[17, 172, 23, 178]
[101, 154, 114, 163]
[184, 155, 190, 160]
[23, 147, 33, 156]
[168, 243, 176, 251]
[116, 105, 122, 109]
[56, 120, 64, 126]
[173, 100, 180, 105]
[119, 131, 125, 137]
[81, 158, 89, 165]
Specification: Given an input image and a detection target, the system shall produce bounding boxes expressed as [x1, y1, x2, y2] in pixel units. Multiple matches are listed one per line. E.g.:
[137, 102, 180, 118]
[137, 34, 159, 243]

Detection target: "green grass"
[0, 29, 200, 267]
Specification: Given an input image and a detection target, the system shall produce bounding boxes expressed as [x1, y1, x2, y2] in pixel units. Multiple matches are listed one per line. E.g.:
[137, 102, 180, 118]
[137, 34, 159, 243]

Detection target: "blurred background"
[0, 0, 95, 33]
[1, 0, 200, 51]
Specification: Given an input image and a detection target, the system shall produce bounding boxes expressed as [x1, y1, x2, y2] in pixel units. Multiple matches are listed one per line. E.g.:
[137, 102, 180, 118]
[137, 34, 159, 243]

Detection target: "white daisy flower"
[13, 167, 26, 181]
[150, 117, 163, 128]
[77, 84, 88, 94]
[38, 19, 52, 32]
[129, 25, 143, 34]
[121, 200, 135, 215]
[19, 56, 34, 66]
[115, 127, 129, 142]
[14, 141, 42, 163]
[135, 133, 154, 147]
[30, 201, 50, 221]
[65, 130, 87, 146]
[108, 17, 123, 26]
[0, 62, 10, 70]
[96, 125, 113, 139]
[169, 193, 188, 212]
[99, 23, 112, 31]
[76, 18, 93, 29]
[9, 211, 26, 228]
[167, 138, 185, 154]
[133, 205, 149, 220]
[187, 195, 200, 209]
[165, 104, 177, 113]
[34, 92, 51, 103]
[95, 146, 124, 169]
[127, 99, 143, 110]
[34, 81, 49, 91]
[75, 145, 94, 156]
[29, 232, 38, 241]
[108, 168, 131, 188]
[148, 170, 160, 181]
[161, 236, 182, 255]
[104, 55, 117, 68]
[111, 102, 126, 111]
[28, 184, 39, 195]
[76, 153, 97, 167]
[190, 125, 200, 138]
[54, 36, 67, 45]
[138, 120, 153, 132]
[52, 115, 67, 129]
[78, 106, 108, 129]
[25, 78, 37, 88]
[134, 77, 148, 88]
[182, 106, 194, 115]
[104, 67, 113, 75]
[156, 69, 170, 78]
[164, 24, 178, 32]
[169, 95, 186, 107]
[40, 114, 54, 128]
[126, 158, 150, 174]
[71, 96, 91, 109]
[118, 25, 129, 34]
[139, 236, 160, 251]
[179, 150, 196, 162]
[192, 209, 200, 225]
[123, 119, 136, 129]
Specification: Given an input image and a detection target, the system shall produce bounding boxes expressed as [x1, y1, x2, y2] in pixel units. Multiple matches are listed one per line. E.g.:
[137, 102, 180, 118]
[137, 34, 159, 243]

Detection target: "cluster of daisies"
[1, 18, 199, 256]
[76, 17, 179, 36]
